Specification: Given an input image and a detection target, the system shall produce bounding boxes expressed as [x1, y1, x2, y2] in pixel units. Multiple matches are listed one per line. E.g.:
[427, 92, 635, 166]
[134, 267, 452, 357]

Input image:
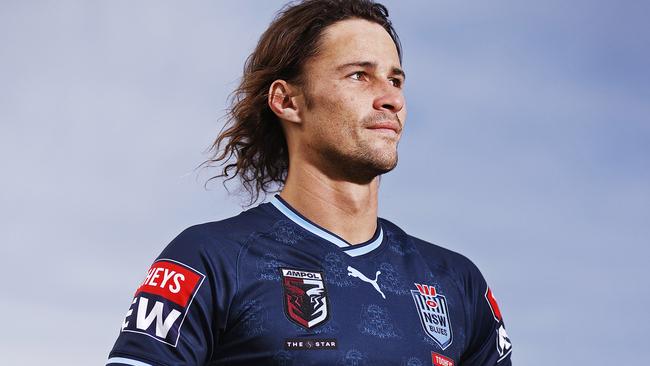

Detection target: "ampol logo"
[120, 259, 205, 346]
[280, 268, 329, 329]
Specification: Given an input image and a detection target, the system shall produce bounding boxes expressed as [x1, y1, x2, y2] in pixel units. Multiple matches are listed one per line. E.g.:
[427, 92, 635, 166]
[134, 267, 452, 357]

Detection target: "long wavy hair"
[203, 0, 402, 206]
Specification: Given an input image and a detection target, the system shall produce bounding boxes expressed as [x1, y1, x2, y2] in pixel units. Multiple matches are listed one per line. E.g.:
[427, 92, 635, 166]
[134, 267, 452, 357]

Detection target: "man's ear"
[268, 80, 301, 124]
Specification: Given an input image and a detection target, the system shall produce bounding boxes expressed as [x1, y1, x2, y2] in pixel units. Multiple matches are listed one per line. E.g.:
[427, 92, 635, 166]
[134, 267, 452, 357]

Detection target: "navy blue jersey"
[108, 195, 512, 365]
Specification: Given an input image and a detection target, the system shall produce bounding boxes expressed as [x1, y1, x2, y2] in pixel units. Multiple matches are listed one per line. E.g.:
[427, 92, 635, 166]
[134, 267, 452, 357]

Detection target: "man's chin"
[345, 154, 399, 183]
[318, 144, 398, 183]
[369, 148, 399, 172]
[373, 157, 398, 175]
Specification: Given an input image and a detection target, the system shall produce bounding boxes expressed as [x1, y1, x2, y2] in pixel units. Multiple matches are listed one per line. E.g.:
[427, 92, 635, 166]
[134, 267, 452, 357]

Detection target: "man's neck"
[279, 163, 379, 245]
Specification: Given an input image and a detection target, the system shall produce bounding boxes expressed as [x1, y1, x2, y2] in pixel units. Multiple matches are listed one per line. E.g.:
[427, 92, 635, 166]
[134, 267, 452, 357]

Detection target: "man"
[107, 1, 512, 365]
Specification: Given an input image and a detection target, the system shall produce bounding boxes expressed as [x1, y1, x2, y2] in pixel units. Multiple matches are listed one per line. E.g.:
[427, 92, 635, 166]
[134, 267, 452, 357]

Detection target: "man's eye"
[349, 71, 366, 80]
[389, 78, 403, 88]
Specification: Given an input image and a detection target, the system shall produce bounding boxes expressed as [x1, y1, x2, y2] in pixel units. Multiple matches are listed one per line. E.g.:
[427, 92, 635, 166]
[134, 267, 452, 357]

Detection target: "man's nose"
[373, 82, 405, 113]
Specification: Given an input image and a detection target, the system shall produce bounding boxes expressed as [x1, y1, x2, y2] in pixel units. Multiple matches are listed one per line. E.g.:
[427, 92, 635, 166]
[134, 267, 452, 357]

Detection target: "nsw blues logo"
[411, 283, 453, 350]
[280, 268, 329, 329]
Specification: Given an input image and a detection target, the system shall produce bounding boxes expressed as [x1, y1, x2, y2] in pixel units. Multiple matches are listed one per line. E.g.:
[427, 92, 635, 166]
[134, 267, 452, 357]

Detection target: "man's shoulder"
[379, 217, 481, 277]
[160, 202, 279, 260]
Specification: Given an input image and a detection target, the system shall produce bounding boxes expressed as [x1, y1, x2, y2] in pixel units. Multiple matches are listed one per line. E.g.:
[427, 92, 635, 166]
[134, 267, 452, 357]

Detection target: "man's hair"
[204, 0, 402, 205]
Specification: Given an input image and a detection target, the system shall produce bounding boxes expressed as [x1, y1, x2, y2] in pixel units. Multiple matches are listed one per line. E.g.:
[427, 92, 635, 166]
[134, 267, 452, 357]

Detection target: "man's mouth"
[367, 121, 400, 134]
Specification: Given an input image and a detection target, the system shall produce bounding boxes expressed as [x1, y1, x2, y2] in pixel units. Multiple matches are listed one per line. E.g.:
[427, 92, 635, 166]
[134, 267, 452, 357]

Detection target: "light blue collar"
[269, 195, 384, 257]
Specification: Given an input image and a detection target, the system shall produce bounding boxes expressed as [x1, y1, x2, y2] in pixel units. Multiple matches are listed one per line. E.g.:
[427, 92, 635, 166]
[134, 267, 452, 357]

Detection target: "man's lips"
[366, 121, 401, 133]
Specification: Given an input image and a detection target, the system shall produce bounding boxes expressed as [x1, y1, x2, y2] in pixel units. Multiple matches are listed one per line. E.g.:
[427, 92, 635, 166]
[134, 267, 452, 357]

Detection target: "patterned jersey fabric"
[107, 195, 512, 365]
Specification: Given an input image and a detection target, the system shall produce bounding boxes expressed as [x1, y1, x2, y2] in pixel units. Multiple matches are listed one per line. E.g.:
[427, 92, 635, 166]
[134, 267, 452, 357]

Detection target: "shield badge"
[411, 283, 453, 350]
[280, 268, 329, 329]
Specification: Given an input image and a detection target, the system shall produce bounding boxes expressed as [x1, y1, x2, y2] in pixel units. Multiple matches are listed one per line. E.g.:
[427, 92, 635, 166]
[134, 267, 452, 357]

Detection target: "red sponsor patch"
[431, 352, 454, 366]
[135, 259, 203, 307]
[485, 287, 502, 322]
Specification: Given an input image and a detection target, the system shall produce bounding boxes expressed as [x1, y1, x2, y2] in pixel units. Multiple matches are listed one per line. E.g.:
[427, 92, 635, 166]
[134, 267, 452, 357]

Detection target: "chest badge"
[411, 283, 453, 350]
[280, 268, 330, 329]
[347, 265, 386, 299]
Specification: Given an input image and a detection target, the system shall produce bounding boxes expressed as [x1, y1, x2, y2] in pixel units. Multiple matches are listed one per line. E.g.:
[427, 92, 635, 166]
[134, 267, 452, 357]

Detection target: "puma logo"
[347, 266, 386, 299]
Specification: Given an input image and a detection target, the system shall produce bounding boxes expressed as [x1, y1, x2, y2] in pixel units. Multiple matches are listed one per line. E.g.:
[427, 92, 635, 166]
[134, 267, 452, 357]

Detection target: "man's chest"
[214, 247, 468, 365]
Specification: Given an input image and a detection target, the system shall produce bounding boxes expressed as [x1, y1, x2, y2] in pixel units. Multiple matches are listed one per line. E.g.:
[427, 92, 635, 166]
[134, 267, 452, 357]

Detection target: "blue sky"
[1, 1, 648, 364]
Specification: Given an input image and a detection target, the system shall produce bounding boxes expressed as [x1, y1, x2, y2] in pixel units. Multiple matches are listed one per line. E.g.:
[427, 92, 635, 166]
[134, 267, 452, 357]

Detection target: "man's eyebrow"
[336, 61, 406, 80]
[392, 67, 406, 81]
[336, 61, 376, 70]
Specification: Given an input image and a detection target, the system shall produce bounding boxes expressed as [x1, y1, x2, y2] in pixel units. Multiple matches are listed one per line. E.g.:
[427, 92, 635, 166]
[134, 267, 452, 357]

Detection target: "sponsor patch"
[280, 268, 330, 329]
[411, 283, 453, 350]
[431, 352, 455, 366]
[120, 259, 205, 346]
[485, 287, 502, 322]
[496, 324, 512, 361]
[285, 338, 338, 350]
[485, 287, 512, 361]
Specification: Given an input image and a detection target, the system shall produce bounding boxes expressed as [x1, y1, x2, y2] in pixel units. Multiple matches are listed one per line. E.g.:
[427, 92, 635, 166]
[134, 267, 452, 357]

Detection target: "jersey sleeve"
[107, 225, 240, 366]
[460, 260, 513, 365]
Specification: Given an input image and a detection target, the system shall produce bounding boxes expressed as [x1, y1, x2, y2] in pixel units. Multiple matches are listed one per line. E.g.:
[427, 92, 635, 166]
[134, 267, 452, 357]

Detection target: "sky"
[1, 0, 648, 364]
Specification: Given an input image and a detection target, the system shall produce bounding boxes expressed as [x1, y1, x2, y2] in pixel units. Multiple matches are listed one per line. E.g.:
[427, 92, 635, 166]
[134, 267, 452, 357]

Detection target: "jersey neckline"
[268, 194, 385, 257]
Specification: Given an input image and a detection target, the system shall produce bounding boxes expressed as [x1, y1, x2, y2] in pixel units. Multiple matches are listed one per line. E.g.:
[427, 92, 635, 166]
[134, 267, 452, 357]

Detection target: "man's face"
[297, 18, 406, 183]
